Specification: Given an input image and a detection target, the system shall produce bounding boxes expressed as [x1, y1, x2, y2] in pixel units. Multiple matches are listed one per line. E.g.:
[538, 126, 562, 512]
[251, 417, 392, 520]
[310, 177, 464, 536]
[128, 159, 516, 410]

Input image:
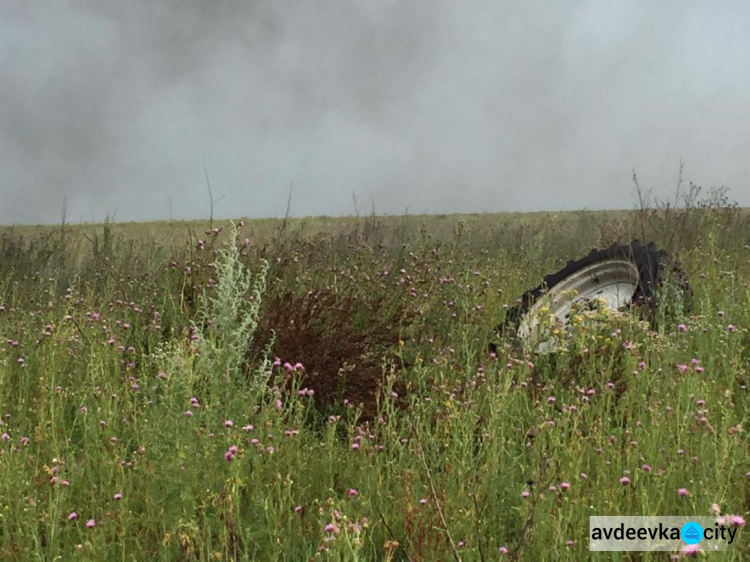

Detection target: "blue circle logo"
[681, 522, 704, 545]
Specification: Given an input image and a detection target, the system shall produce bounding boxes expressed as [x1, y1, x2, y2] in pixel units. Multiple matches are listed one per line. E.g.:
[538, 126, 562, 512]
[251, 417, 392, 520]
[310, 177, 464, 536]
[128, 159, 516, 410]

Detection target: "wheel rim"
[517, 259, 640, 351]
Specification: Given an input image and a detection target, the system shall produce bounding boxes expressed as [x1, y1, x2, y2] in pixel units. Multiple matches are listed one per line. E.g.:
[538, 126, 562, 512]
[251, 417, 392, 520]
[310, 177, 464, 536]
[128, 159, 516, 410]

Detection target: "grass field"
[0, 200, 748, 560]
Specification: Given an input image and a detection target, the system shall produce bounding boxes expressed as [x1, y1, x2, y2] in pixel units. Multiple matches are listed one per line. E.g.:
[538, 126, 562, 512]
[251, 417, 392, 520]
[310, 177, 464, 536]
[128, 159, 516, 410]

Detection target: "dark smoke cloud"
[2, 1, 749, 224]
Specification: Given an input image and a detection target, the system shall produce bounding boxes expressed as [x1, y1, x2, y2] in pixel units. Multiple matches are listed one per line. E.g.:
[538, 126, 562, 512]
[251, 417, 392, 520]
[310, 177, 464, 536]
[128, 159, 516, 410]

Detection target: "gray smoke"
[2, 0, 749, 224]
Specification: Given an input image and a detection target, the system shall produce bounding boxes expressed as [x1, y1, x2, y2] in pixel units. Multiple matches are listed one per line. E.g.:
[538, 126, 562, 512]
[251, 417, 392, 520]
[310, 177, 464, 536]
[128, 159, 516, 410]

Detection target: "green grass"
[0, 206, 747, 560]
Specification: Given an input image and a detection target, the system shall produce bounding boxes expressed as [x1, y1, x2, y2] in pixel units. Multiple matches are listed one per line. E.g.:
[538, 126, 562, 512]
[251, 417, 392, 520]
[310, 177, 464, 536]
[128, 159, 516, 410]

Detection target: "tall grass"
[0, 203, 747, 560]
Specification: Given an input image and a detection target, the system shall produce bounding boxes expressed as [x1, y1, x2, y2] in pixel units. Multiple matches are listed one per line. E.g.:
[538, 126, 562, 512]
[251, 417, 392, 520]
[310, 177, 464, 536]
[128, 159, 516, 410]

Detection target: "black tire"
[490, 240, 691, 353]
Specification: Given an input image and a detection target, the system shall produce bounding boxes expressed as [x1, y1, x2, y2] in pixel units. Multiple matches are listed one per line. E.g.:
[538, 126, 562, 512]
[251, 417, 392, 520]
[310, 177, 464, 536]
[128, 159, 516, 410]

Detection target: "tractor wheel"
[492, 240, 691, 353]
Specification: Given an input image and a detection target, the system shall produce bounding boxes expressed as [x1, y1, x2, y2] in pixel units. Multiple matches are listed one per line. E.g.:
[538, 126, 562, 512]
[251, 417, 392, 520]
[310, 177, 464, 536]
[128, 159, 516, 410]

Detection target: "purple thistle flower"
[680, 543, 701, 557]
[324, 523, 340, 534]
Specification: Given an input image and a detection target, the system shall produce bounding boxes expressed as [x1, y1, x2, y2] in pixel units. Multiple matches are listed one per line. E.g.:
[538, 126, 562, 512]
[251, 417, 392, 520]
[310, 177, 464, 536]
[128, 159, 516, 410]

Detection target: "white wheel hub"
[518, 259, 640, 351]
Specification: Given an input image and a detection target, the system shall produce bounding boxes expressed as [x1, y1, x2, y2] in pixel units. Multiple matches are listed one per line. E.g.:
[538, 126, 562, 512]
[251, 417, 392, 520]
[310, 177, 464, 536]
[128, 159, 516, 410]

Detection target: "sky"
[2, 0, 750, 225]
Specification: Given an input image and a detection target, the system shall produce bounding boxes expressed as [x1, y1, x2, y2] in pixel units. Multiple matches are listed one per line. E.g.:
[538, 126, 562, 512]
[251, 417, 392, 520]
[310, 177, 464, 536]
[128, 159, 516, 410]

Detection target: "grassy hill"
[0, 205, 747, 560]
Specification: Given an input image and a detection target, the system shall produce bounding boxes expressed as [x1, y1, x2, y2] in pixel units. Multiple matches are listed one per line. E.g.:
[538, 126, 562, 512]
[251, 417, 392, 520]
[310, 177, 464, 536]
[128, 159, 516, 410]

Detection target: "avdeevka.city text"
[591, 522, 738, 544]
